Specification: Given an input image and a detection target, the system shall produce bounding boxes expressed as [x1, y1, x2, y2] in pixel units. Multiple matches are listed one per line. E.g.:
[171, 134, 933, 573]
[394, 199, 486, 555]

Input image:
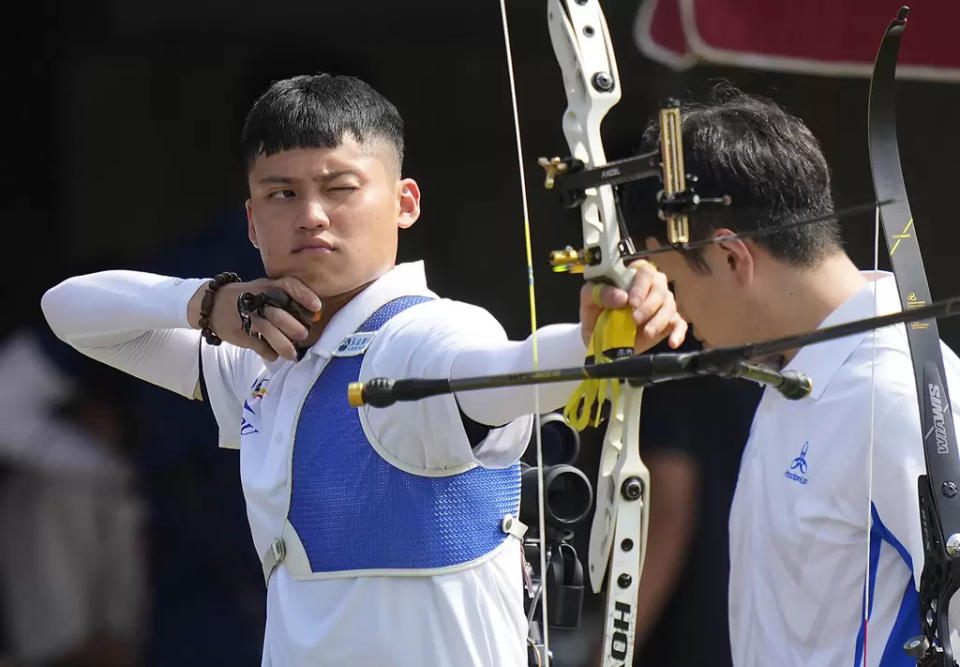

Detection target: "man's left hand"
[579, 260, 687, 353]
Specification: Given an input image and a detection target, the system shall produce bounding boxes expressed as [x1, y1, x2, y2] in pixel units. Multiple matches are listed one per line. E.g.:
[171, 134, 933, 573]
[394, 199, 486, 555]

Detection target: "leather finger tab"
[262, 288, 317, 328]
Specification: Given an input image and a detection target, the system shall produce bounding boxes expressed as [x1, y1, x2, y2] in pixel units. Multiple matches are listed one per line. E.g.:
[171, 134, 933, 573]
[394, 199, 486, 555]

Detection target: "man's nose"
[301, 199, 330, 228]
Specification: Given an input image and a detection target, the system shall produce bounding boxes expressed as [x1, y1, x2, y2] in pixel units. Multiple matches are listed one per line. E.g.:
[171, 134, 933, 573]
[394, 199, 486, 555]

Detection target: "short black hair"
[240, 73, 404, 173]
[621, 85, 841, 271]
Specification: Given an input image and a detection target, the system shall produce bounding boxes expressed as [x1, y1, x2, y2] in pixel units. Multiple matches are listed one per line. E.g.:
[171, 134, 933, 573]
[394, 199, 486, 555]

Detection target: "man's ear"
[397, 178, 421, 230]
[246, 200, 259, 248]
[713, 227, 753, 286]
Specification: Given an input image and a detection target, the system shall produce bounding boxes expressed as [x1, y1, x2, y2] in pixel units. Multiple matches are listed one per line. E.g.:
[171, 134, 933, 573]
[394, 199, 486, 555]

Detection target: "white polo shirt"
[205, 262, 550, 667]
[729, 272, 960, 667]
[42, 261, 587, 667]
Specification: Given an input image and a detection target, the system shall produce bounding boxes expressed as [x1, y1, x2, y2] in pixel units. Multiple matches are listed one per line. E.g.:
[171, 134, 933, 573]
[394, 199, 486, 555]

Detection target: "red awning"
[634, 0, 960, 81]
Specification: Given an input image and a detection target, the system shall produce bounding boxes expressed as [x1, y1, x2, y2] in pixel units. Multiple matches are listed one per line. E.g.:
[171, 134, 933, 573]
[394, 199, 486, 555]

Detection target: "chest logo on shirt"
[783, 441, 809, 485]
[333, 331, 376, 357]
[241, 377, 270, 436]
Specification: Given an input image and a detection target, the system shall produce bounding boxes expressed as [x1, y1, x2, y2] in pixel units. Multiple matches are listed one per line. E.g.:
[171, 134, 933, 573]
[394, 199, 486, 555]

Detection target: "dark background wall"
[9, 1, 960, 343]
[5, 2, 959, 665]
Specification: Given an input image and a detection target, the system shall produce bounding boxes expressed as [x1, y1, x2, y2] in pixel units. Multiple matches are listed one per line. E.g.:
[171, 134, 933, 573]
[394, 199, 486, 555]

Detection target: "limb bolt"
[946, 533, 960, 558]
[621, 476, 644, 501]
[592, 72, 614, 92]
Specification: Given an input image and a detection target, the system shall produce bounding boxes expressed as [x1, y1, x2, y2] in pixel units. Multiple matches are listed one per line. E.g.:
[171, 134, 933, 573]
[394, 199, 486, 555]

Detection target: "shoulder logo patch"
[241, 376, 269, 436]
[334, 331, 376, 357]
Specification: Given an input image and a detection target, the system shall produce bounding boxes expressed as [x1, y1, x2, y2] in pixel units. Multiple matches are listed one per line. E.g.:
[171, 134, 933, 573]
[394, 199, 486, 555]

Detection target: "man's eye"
[269, 189, 296, 200]
[329, 186, 358, 192]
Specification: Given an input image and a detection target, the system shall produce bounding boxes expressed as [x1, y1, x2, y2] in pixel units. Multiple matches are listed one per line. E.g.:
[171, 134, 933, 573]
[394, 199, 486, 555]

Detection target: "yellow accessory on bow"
[591, 283, 605, 306]
[564, 306, 637, 430]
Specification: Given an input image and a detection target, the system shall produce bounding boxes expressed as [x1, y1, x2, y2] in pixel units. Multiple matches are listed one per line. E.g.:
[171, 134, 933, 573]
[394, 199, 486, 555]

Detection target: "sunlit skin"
[643, 232, 757, 349]
[246, 137, 419, 331]
[645, 229, 866, 360]
[187, 137, 687, 362]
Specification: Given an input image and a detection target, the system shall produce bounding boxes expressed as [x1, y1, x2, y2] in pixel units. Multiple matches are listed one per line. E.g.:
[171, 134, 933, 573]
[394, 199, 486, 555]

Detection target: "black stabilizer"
[363, 377, 454, 407]
[777, 370, 813, 400]
[361, 378, 398, 408]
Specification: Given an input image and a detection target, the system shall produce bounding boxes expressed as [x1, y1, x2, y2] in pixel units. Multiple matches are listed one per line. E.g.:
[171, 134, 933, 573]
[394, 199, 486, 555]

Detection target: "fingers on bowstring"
[273, 277, 322, 314]
[248, 333, 279, 362]
[262, 306, 310, 343]
[249, 317, 299, 361]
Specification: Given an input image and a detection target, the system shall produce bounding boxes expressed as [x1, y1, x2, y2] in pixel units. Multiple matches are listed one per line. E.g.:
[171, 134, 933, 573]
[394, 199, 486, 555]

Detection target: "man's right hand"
[187, 276, 322, 361]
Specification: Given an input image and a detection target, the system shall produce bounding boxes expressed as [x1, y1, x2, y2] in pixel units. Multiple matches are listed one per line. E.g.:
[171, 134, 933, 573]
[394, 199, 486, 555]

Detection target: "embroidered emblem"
[333, 331, 376, 357]
[784, 441, 809, 485]
[241, 377, 270, 436]
[251, 381, 269, 400]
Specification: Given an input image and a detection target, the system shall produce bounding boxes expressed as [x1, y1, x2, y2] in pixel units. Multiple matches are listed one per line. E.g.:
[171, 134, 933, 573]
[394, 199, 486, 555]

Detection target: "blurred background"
[3, 1, 958, 665]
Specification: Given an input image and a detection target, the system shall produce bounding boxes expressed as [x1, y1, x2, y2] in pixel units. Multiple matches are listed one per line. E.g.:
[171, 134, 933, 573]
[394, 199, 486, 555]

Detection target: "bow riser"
[547, 3, 649, 666]
[594, 388, 648, 665]
[547, 0, 633, 290]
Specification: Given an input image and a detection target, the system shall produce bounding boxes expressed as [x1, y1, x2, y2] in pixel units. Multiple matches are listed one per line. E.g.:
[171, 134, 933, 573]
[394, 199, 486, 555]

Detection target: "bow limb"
[867, 7, 960, 665]
[546, 2, 649, 664]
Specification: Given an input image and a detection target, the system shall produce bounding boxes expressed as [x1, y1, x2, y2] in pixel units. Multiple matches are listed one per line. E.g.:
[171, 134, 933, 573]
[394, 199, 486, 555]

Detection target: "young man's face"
[245, 135, 419, 298]
[643, 238, 745, 349]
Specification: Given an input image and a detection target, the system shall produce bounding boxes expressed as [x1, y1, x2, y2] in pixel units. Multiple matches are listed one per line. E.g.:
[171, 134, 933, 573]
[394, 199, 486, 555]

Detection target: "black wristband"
[199, 272, 241, 346]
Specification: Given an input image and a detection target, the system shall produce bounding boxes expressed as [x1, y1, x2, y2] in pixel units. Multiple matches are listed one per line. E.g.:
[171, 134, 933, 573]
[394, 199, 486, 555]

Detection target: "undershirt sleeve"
[41, 270, 263, 448]
[360, 299, 587, 471]
[451, 322, 588, 426]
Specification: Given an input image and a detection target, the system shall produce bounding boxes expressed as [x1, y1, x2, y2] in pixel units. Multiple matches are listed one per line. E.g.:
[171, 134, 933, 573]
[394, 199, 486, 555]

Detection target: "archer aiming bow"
[349, 4, 960, 666]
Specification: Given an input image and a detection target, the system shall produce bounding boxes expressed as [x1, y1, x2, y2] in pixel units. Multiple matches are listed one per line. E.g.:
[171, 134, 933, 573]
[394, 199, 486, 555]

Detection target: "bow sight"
[539, 98, 731, 273]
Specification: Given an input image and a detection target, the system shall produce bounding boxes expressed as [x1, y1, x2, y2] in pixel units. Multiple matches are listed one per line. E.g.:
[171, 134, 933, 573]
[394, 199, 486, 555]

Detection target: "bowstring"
[862, 204, 882, 666]
[498, 1, 550, 663]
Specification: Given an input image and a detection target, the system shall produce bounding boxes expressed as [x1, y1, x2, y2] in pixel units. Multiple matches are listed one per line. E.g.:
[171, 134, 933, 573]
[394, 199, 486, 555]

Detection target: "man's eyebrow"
[255, 170, 361, 186]
[256, 176, 297, 185]
[317, 169, 362, 180]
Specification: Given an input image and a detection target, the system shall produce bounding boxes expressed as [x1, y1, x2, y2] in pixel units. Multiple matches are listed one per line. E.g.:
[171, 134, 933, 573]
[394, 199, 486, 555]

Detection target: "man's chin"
[267, 260, 389, 299]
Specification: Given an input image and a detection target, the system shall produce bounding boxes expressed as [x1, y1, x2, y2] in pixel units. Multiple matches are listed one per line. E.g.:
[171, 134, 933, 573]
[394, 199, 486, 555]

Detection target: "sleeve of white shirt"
[359, 299, 587, 471]
[40, 270, 264, 449]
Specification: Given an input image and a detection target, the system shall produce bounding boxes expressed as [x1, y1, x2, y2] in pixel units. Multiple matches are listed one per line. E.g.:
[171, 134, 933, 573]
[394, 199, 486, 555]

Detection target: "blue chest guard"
[287, 296, 522, 576]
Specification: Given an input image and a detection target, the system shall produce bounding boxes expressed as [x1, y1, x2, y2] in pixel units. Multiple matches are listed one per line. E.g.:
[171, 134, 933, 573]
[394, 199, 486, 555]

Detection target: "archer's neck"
[301, 280, 375, 348]
[756, 252, 867, 361]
